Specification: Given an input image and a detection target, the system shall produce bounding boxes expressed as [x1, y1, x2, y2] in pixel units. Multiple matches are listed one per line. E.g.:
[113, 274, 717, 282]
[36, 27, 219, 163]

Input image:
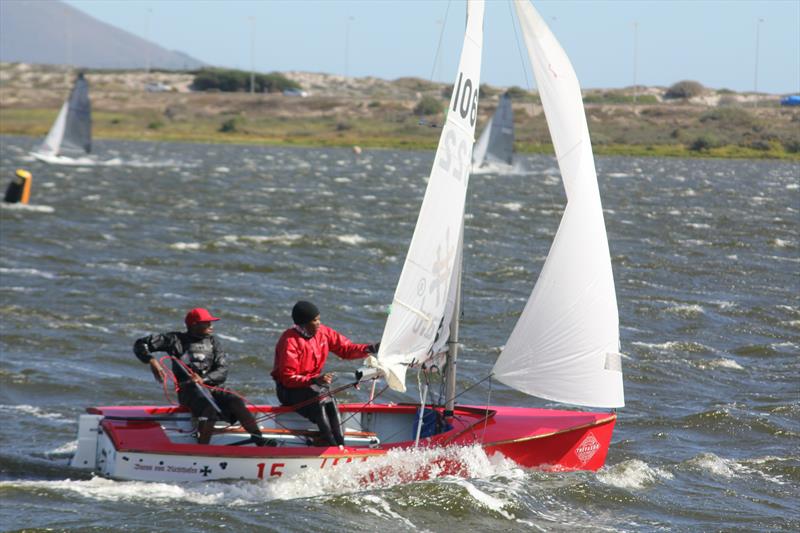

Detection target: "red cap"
[185, 307, 220, 328]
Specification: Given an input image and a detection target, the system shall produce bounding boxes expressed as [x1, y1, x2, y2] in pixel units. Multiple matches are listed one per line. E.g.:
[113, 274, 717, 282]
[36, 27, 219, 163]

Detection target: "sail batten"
[492, 1, 624, 408]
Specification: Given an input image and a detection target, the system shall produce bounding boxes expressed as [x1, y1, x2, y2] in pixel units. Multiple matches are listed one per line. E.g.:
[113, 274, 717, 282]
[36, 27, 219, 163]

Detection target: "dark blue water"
[1, 135, 798, 531]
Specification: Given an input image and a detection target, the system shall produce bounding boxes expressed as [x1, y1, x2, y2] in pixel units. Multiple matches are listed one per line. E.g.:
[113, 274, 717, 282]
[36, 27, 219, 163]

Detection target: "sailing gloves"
[366, 343, 380, 354]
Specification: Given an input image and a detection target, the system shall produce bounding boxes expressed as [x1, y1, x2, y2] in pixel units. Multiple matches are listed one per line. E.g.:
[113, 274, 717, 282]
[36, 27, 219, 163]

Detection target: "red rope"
[157, 355, 257, 413]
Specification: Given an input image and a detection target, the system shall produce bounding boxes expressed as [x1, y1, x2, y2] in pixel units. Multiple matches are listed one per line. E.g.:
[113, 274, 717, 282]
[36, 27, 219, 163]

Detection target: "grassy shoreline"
[2, 105, 798, 161]
[3, 120, 797, 162]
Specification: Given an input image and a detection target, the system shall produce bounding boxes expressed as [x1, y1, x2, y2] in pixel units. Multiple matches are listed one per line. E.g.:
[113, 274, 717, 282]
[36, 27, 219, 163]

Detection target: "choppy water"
[0, 135, 798, 532]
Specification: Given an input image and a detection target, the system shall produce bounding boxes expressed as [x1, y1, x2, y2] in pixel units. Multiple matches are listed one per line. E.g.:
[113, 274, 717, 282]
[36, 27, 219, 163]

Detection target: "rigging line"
[339, 382, 389, 427]
[444, 372, 494, 406]
[507, 0, 532, 92]
[428, 0, 452, 82]
[481, 375, 493, 443]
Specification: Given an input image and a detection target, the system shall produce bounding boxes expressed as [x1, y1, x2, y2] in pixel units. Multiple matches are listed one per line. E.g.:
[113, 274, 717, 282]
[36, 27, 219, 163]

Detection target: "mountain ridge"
[0, 0, 205, 71]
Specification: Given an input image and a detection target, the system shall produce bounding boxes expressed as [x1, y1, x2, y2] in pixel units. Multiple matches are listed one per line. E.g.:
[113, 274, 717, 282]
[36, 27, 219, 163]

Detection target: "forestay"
[492, 0, 624, 408]
[375, 0, 484, 392]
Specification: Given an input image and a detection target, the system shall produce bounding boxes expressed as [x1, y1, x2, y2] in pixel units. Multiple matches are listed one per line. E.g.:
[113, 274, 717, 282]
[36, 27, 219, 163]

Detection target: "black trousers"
[276, 382, 344, 446]
[178, 384, 260, 434]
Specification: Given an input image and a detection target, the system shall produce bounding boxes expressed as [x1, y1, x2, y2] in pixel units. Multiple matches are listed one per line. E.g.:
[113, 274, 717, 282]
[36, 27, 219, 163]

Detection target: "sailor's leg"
[324, 401, 345, 446]
[197, 404, 218, 445]
[309, 402, 338, 446]
[219, 392, 264, 437]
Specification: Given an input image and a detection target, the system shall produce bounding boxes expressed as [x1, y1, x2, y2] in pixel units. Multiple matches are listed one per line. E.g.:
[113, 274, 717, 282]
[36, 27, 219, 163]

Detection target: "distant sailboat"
[472, 92, 519, 173]
[30, 73, 94, 165]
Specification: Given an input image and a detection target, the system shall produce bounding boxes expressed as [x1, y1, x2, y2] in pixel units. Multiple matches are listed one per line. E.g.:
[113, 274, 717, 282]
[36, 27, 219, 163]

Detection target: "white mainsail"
[492, 0, 624, 408]
[375, 0, 484, 392]
[472, 92, 514, 168]
[35, 73, 91, 158]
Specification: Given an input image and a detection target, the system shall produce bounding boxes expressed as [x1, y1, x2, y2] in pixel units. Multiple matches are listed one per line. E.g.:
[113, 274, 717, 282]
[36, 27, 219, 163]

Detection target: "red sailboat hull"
[71, 403, 616, 482]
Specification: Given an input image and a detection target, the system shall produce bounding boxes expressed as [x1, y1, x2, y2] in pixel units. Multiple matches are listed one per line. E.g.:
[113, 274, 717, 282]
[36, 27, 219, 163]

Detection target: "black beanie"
[292, 301, 320, 325]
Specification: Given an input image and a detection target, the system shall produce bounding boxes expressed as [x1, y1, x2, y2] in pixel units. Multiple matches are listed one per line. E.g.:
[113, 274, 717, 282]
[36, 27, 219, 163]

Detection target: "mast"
[443, 227, 463, 418]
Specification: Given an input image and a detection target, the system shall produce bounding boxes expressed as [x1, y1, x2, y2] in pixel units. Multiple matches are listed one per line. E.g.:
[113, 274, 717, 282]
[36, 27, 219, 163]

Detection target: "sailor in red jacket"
[272, 301, 378, 447]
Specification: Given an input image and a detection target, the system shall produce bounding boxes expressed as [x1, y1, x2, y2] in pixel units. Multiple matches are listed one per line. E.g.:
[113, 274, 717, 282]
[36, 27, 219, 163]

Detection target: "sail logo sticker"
[575, 432, 600, 464]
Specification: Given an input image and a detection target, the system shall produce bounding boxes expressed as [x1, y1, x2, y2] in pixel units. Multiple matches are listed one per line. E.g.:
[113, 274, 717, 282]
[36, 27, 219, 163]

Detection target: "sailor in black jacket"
[133, 307, 269, 445]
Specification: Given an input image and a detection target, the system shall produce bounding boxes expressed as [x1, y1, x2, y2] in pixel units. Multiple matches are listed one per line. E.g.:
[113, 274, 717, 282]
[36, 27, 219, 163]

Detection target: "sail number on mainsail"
[438, 72, 480, 184]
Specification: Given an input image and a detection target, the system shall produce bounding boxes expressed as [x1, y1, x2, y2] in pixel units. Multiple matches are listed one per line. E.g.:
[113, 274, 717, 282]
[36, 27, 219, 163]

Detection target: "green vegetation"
[218, 117, 240, 133]
[665, 80, 705, 99]
[414, 95, 443, 116]
[191, 68, 300, 93]
[583, 92, 659, 105]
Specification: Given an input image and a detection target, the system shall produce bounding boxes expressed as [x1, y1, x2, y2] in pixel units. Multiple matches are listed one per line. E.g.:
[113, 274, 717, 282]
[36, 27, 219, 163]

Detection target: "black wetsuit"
[133, 332, 252, 427]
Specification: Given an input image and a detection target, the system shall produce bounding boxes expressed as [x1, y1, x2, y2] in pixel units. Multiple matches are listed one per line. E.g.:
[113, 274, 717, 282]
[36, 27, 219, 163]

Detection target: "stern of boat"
[70, 414, 103, 470]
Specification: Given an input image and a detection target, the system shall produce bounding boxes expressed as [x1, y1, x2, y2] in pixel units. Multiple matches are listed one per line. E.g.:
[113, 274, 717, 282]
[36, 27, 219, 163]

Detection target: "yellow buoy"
[4, 169, 32, 204]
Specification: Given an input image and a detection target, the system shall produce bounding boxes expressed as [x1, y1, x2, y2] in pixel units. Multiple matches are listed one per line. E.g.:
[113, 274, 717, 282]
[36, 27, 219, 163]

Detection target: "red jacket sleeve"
[274, 334, 314, 388]
[323, 325, 370, 361]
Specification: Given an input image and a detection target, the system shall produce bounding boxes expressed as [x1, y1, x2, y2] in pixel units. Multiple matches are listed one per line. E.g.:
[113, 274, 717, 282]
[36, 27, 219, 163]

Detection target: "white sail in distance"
[375, 0, 484, 392]
[38, 102, 68, 157]
[492, 0, 624, 408]
[473, 92, 514, 168]
[37, 73, 92, 157]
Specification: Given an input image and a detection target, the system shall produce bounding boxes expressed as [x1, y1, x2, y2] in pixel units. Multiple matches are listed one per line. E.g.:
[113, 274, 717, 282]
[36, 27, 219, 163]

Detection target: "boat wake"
[266, 445, 521, 499]
[0, 202, 55, 213]
[0, 446, 524, 505]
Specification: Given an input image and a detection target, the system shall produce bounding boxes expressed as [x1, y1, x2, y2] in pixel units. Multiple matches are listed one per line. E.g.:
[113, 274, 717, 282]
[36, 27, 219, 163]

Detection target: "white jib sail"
[38, 101, 68, 157]
[492, 0, 624, 408]
[375, 0, 485, 392]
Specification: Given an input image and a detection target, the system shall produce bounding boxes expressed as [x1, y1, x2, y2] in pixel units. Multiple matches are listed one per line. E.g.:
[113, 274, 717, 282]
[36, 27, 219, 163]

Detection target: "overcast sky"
[64, 0, 800, 94]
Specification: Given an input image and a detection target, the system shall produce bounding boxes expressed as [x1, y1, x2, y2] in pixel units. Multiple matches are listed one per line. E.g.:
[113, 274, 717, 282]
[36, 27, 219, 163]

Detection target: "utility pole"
[145, 8, 152, 73]
[632, 21, 639, 107]
[753, 18, 764, 104]
[249, 16, 256, 94]
[65, 4, 73, 68]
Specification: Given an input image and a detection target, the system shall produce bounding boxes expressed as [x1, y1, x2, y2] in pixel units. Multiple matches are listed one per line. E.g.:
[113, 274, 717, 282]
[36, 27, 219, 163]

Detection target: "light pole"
[345, 16, 354, 78]
[249, 16, 256, 94]
[632, 21, 639, 106]
[753, 18, 764, 97]
[145, 8, 152, 73]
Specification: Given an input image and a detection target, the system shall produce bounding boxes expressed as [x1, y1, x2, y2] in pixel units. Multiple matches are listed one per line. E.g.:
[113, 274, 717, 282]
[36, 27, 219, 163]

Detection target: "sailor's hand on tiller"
[148, 358, 166, 383]
[318, 372, 334, 385]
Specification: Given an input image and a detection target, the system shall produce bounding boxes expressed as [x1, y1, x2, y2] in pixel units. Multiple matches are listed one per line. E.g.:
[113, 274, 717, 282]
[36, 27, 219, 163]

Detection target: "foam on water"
[500, 202, 523, 212]
[0, 477, 224, 504]
[1, 404, 70, 424]
[215, 333, 244, 344]
[336, 234, 366, 245]
[686, 452, 791, 485]
[0, 267, 57, 279]
[361, 494, 416, 527]
[0, 203, 55, 213]
[451, 478, 515, 519]
[263, 445, 519, 500]
[706, 358, 744, 370]
[169, 242, 202, 250]
[631, 340, 711, 354]
[597, 459, 673, 489]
